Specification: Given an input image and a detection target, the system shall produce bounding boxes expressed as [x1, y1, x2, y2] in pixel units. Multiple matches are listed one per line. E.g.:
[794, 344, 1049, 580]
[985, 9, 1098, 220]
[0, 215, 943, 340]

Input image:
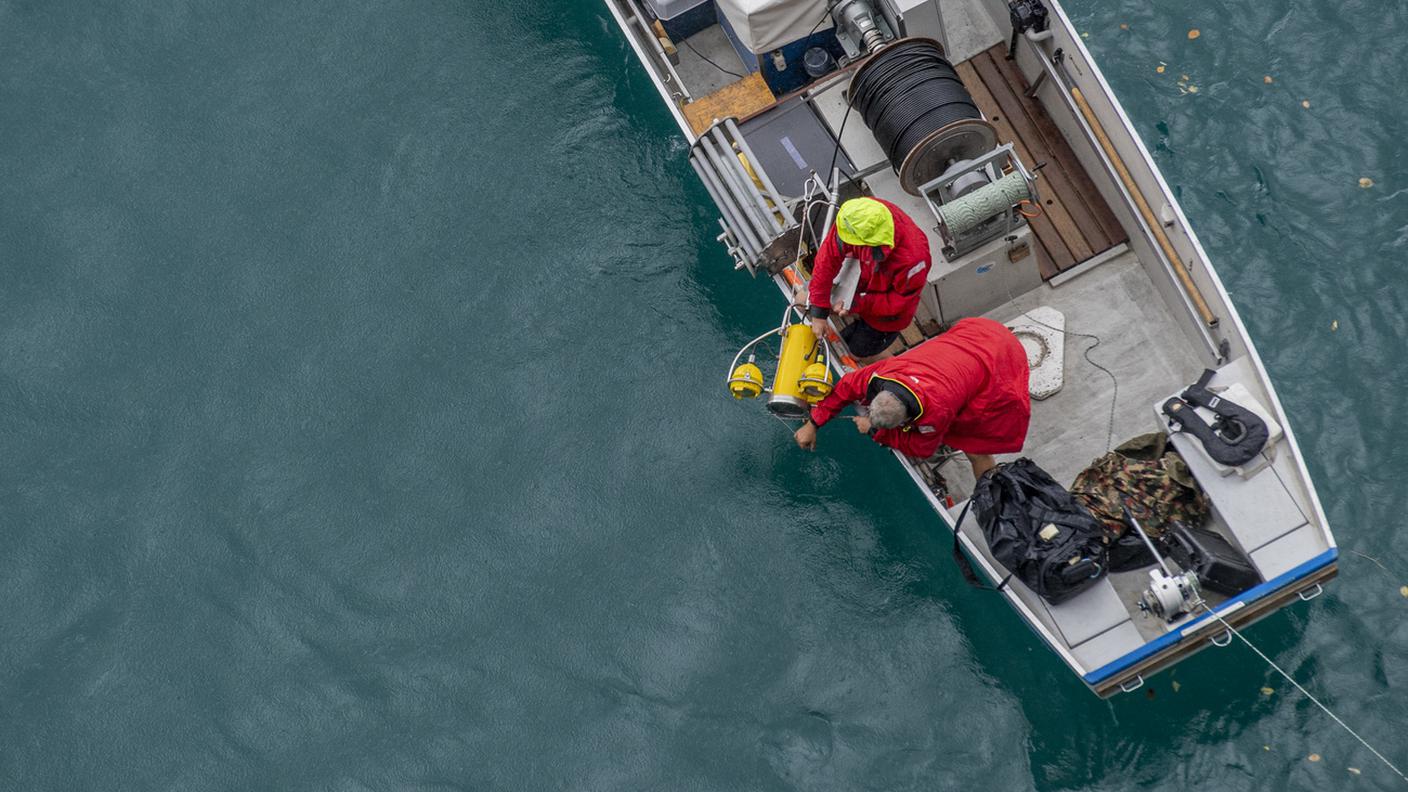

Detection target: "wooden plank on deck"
[968, 50, 1096, 263]
[986, 47, 1126, 247]
[682, 72, 775, 136]
[954, 58, 1076, 272]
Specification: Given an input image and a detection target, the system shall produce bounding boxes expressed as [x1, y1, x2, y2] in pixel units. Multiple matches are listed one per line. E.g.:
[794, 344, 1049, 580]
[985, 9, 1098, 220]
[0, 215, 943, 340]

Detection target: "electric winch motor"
[1139, 567, 1201, 621]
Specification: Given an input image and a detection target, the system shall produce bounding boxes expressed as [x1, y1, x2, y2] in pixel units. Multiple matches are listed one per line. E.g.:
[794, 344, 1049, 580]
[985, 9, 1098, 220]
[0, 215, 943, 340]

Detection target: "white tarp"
[715, 0, 832, 54]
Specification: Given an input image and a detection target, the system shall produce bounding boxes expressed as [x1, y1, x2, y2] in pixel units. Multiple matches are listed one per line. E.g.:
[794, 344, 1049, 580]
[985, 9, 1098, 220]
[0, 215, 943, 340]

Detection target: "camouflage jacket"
[1070, 432, 1210, 539]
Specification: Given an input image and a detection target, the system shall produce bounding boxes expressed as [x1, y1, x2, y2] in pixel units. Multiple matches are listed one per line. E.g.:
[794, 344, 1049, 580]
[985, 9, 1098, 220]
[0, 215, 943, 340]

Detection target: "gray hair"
[869, 390, 908, 429]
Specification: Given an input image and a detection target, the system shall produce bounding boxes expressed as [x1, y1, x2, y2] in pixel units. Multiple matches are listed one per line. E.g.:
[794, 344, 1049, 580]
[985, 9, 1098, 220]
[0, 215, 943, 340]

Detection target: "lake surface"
[1, 1, 1404, 789]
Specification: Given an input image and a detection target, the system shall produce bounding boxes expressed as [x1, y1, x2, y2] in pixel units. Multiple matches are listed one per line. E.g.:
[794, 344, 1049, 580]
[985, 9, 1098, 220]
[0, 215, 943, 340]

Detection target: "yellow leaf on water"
[1331, 320, 1338, 331]
[1349, 767, 1362, 775]
[1181, 74, 1190, 81]
[1261, 686, 1275, 696]
[1309, 754, 1322, 762]
[1302, 99, 1311, 109]
[1188, 29, 1201, 39]
[1399, 585, 1408, 597]
[1187, 85, 1199, 93]
[1081, 31, 1090, 38]
[1359, 177, 1374, 188]
[1264, 745, 1272, 751]
[1156, 65, 1166, 74]
[1120, 23, 1129, 30]
[1264, 75, 1274, 84]
[1172, 680, 1182, 692]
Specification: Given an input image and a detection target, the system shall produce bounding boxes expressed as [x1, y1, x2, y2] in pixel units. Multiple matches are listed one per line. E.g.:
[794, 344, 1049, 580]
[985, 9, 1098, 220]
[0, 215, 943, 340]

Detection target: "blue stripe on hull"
[1082, 547, 1338, 685]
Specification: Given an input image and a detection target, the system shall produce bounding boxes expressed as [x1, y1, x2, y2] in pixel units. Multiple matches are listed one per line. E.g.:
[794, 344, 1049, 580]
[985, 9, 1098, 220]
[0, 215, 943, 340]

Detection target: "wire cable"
[826, 100, 854, 188]
[1197, 601, 1408, 784]
[998, 241, 1119, 452]
[805, 0, 844, 41]
[681, 36, 744, 79]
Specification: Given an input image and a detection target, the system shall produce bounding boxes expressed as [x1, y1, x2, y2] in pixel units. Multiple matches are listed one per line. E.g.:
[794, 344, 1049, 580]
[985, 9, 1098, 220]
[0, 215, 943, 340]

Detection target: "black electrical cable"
[681, 36, 745, 79]
[805, 0, 845, 41]
[825, 100, 853, 186]
[848, 38, 980, 172]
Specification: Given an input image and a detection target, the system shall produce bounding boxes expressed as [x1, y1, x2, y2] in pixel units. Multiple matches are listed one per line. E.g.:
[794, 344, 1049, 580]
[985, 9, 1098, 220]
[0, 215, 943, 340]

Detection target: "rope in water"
[1197, 601, 1408, 784]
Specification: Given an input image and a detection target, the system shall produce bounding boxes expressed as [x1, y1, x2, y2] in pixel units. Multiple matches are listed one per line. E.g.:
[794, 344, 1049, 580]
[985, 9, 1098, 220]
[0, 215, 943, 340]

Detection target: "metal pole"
[818, 167, 841, 246]
[623, 0, 692, 102]
[706, 127, 784, 236]
[724, 118, 793, 229]
[698, 132, 776, 244]
[1122, 505, 1174, 576]
[690, 155, 763, 259]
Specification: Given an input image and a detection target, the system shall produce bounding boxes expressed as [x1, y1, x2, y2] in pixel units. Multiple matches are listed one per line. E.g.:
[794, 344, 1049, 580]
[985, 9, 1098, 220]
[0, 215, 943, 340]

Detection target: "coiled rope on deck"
[849, 38, 980, 172]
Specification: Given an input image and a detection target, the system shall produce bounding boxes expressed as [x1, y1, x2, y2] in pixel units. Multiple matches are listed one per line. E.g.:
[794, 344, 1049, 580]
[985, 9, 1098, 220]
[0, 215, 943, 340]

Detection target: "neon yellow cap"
[835, 197, 895, 247]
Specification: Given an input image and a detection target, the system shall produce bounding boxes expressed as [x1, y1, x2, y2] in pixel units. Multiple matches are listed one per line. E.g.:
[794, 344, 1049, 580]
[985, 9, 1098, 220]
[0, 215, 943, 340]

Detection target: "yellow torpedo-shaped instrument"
[725, 307, 834, 418]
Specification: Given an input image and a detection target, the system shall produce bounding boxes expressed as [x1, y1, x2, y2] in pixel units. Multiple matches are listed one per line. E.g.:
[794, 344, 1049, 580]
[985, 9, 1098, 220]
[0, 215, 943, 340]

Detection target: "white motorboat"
[604, 0, 1337, 696]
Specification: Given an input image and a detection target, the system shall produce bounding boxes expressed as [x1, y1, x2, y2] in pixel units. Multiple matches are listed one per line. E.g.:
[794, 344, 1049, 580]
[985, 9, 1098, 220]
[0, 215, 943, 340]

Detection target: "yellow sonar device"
[725, 306, 834, 418]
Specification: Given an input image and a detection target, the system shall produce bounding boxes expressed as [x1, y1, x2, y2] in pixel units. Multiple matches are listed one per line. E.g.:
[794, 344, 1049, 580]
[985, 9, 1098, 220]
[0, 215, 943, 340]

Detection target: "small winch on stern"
[1122, 504, 1201, 622]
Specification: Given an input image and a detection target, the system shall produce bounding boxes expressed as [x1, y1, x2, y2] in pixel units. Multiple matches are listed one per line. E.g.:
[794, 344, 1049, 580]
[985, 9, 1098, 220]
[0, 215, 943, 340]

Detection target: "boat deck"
[941, 249, 1204, 498]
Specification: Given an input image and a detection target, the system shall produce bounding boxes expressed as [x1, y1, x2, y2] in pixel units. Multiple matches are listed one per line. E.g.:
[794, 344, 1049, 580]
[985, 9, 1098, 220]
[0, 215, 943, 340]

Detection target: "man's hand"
[809, 317, 830, 339]
[794, 420, 818, 451]
[853, 416, 871, 434]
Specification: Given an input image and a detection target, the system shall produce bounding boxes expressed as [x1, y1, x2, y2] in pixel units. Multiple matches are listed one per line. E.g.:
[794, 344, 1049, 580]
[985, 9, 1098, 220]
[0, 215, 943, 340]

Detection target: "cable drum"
[848, 38, 998, 194]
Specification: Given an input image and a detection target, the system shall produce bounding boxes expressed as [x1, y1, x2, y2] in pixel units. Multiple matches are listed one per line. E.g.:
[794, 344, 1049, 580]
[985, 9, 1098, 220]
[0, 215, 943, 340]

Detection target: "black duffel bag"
[952, 458, 1110, 605]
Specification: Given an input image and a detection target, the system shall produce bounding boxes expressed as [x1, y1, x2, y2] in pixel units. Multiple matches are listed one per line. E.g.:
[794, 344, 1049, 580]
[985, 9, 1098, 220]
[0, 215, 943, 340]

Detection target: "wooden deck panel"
[956, 45, 1128, 277]
[971, 54, 1100, 259]
[957, 58, 1086, 269]
[682, 71, 775, 136]
[986, 50, 1126, 246]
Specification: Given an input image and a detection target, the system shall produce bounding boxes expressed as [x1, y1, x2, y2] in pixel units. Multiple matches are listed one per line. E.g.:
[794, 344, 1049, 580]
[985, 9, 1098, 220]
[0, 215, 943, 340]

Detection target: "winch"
[1123, 505, 1201, 622]
[725, 306, 835, 418]
[1139, 566, 1202, 622]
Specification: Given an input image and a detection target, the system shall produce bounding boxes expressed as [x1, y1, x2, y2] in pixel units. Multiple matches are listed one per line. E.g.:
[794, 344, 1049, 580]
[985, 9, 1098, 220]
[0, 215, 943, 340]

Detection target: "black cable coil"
[849, 39, 980, 171]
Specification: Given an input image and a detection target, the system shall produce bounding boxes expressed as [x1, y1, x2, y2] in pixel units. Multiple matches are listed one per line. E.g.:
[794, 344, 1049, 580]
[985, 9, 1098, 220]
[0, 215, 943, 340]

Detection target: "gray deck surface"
[676, 26, 752, 98]
[934, 250, 1206, 499]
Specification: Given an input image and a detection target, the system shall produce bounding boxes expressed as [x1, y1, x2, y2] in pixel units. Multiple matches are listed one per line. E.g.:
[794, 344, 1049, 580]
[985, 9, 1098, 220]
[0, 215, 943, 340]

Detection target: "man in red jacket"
[807, 197, 933, 361]
[793, 317, 1031, 479]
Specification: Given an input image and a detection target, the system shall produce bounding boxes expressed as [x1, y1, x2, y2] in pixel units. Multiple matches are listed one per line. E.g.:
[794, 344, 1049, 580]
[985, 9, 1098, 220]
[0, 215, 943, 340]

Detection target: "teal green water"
[1, 1, 1404, 789]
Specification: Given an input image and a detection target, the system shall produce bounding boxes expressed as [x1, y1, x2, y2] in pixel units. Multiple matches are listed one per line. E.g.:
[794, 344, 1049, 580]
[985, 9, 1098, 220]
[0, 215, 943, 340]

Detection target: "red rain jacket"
[808, 199, 933, 333]
[809, 318, 1031, 458]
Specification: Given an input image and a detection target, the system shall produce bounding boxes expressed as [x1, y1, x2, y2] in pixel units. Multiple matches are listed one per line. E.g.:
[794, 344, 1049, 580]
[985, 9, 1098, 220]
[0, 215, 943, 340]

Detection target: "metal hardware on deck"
[1298, 582, 1324, 602]
[1024, 67, 1048, 98]
[832, 0, 894, 58]
[1006, 0, 1049, 60]
[917, 143, 1037, 259]
[622, 0, 691, 103]
[1118, 675, 1144, 693]
[688, 120, 801, 274]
